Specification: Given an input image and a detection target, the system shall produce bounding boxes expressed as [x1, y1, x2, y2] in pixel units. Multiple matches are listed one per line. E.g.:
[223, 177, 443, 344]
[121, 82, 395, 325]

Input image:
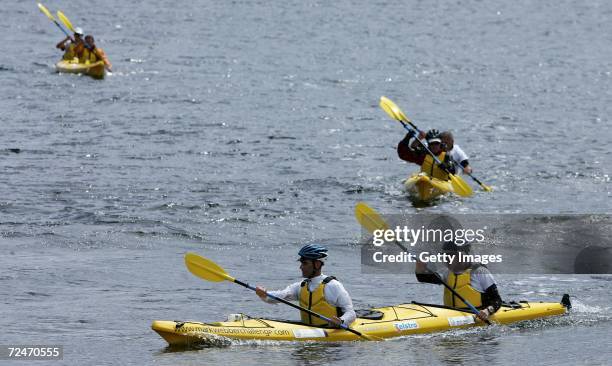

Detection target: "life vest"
[443, 266, 483, 308]
[299, 276, 343, 326]
[80, 48, 99, 64]
[421, 151, 450, 181]
[62, 44, 76, 61]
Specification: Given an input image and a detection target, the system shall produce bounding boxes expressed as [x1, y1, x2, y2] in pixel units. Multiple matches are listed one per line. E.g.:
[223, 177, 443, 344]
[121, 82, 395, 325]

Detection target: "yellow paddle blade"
[380, 96, 411, 123]
[481, 183, 493, 192]
[379, 96, 400, 121]
[355, 202, 390, 234]
[57, 11, 75, 32]
[38, 3, 55, 21]
[449, 174, 473, 197]
[184, 252, 235, 283]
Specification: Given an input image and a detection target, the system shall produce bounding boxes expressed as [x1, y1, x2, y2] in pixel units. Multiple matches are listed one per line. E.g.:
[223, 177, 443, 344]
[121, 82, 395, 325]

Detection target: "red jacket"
[397, 135, 426, 165]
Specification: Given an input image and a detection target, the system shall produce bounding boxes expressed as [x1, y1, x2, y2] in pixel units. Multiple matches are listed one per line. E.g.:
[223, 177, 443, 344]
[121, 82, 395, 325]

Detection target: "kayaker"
[56, 27, 85, 61]
[440, 131, 472, 174]
[82, 35, 112, 71]
[397, 129, 455, 179]
[255, 244, 357, 327]
[415, 241, 502, 322]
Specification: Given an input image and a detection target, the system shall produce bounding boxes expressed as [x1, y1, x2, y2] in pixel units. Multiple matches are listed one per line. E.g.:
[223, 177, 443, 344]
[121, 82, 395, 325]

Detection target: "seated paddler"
[415, 241, 503, 322]
[56, 27, 84, 61]
[397, 129, 455, 180]
[255, 244, 356, 328]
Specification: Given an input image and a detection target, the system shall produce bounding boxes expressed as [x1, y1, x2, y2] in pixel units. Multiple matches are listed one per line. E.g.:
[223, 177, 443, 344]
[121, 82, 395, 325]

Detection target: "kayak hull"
[55, 60, 105, 79]
[404, 172, 454, 202]
[152, 298, 569, 345]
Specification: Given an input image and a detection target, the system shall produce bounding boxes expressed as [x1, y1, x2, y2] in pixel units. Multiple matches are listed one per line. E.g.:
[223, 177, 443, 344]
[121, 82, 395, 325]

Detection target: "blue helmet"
[298, 244, 328, 261]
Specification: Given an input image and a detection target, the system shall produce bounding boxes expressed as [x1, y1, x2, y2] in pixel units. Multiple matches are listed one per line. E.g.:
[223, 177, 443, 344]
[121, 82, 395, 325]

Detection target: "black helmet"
[442, 241, 470, 253]
[298, 244, 328, 261]
[426, 131, 442, 144]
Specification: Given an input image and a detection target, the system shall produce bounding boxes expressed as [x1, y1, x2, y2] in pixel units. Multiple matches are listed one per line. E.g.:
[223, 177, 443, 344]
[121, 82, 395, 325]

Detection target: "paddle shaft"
[232, 278, 372, 339]
[38, 5, 73, 39]
[429, 271, 490, 324]
[400, 119, 489, 189]
[53, 20, 73, 39]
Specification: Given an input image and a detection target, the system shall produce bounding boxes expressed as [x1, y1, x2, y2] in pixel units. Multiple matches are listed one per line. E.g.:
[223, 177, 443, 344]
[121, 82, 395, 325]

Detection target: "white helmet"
[74, 27, 84, 36]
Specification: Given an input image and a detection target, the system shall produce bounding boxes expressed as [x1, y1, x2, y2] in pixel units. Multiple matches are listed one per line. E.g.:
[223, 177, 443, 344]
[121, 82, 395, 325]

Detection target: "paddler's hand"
[475, 307, 492, 322]
[438, 160, 456, 173]
[255, 286, 267, 300]
[405, 130, 416, 140]
[328, 316, 343, 328]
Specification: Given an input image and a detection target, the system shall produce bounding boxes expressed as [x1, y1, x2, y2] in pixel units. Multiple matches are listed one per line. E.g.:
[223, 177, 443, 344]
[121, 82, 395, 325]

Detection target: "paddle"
[354, 202, 491, 325]
[184, 252, 381, 341]
[381, 96, 492, 192]
[57, 10, 111, 72]
[57, 11, 75, 33]
[37, 3, 72, 39]
[380, 96, 473, 197]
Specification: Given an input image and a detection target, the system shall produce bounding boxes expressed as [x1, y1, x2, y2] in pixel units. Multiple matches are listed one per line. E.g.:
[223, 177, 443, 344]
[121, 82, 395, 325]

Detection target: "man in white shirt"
[255, 244, 356, 327]
[440, 131, 472, 174]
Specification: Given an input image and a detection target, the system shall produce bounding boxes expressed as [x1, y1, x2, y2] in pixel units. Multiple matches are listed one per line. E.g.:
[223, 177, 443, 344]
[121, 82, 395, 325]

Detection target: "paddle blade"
[185, 252, 234, 283]
[449, 174, 473, 197]
[57, 11, 75, 32]
[481, 183, 493, 192]
[379, 96, 399, 121]
[355, 202, 389, 234]
[38, 3, 55, 21]
[380, 96, 411, 123]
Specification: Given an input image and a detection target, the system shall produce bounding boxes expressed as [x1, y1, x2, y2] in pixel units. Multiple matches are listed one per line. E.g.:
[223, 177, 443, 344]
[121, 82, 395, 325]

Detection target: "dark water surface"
[1, 0, 611, 365]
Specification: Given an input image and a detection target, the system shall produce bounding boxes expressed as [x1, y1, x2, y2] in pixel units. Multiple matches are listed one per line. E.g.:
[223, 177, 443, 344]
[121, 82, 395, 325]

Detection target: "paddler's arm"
[410, 130, 427, 150]
[325, 281, 356, 327]
[397, 131, 425, 164]
[415, 259, 443, 284]
[452, 145, 472, 174]
[56, 37, 70, 50]
[472, 267, 502, 321]
[482, 284, 502, 312]
[460, 160, 472, 174]
[255, 282, 300, 304]
[475, 284, 502, 321]
[94, 48, 112, 71]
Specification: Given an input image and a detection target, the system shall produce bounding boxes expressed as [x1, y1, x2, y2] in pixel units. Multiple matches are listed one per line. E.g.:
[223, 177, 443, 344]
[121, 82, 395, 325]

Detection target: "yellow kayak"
[55, 59, 105, 79]
[152, 296, 570, 345]
[404, 172, 454, 202]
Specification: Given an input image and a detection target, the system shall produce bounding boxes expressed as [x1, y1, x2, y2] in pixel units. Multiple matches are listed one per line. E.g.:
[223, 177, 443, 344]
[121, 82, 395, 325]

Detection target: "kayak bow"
[404, 172, 455, 202]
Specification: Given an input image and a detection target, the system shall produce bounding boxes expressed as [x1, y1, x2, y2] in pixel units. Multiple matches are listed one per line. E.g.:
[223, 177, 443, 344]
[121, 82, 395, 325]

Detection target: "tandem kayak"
[404, 172, 454, 202]
[152, 295, 570, 345]
[55, 59, 105, 79]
